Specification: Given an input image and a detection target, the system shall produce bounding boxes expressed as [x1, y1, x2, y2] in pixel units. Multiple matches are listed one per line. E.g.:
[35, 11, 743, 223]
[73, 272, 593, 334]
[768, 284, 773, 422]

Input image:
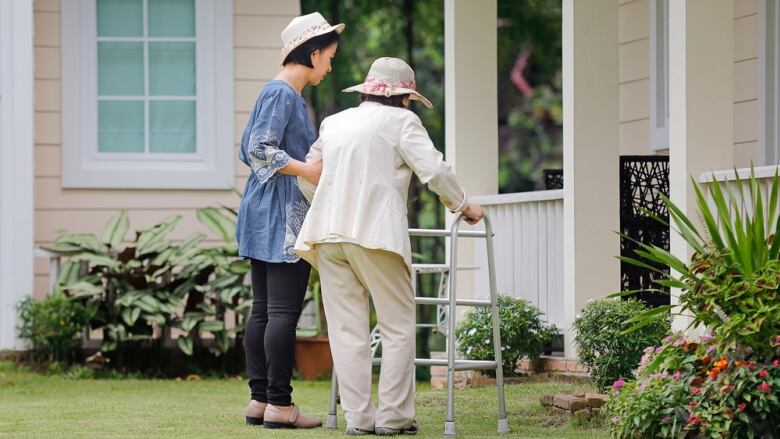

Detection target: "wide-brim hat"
[342, 57, 433, 109]
[280, 12, 344, 65]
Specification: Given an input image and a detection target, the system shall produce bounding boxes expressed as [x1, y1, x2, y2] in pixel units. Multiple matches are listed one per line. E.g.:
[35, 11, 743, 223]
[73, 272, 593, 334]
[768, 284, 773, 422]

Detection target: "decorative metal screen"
[543, 169, 563, 190]
[620, 156, 671, 307]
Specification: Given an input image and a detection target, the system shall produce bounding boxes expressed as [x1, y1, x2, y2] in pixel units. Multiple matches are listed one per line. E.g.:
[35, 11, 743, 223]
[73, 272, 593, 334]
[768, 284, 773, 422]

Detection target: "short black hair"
[360, 93, 409, 108]
[282, 30, 341, 67]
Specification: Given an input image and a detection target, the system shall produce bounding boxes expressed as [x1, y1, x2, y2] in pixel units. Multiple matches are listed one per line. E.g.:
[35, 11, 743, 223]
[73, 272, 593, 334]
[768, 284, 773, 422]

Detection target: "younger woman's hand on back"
[304, 158, 323, 185]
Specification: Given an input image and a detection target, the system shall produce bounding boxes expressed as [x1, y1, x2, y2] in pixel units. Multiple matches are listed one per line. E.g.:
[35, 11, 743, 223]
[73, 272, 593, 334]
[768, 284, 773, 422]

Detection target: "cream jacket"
[294, 101, 467, 268]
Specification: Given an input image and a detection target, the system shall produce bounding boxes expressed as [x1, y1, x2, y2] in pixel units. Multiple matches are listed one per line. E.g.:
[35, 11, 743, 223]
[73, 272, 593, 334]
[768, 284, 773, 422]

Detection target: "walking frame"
[325, 213, 509, 436]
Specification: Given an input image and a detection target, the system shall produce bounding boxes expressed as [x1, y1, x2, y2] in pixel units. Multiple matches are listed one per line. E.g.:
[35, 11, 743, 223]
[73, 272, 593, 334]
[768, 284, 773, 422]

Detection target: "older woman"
[295, 57, 483, 436]
[236, 12, 343, 429]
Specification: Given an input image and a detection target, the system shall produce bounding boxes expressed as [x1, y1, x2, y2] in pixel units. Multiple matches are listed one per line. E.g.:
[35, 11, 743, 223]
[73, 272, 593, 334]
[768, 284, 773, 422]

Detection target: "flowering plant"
[605, 333, 780, 438]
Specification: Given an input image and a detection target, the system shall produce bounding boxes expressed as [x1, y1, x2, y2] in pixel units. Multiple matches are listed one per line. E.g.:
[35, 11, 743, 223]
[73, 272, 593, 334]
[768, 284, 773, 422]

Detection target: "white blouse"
[294, 101, 467, 268]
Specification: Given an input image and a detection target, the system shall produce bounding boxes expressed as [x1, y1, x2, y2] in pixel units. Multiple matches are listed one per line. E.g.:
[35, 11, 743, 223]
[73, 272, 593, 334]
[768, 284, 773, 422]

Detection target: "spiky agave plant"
[616, 167, 780, 358]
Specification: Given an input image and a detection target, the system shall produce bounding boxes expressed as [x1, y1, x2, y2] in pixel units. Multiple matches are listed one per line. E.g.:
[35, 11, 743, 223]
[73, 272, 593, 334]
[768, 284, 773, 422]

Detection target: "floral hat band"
[342, 57, 433, 109]
[280, 12, 345, 65]
[281, 21, 333, 56]
[362, 77, 417, 97]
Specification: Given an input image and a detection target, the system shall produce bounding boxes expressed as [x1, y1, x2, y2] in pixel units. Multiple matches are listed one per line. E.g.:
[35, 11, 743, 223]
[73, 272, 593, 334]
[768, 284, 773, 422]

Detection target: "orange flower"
[708, 367, 721, 379]
[714, 358, 728, 370]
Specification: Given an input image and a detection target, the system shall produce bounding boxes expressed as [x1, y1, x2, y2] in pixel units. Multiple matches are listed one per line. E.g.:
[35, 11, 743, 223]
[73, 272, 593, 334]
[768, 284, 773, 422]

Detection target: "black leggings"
[244, 259, 311, 405]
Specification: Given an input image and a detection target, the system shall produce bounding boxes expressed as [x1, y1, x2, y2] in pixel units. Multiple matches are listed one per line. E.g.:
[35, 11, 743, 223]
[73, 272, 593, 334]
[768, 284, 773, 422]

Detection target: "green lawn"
[0, 362, 608, 438]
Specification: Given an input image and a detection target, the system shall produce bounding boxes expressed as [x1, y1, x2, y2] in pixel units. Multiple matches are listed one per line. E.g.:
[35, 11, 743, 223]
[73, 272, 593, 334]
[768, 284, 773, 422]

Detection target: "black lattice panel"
[620, 156, 670, 307]
[543, 169, 563, 190]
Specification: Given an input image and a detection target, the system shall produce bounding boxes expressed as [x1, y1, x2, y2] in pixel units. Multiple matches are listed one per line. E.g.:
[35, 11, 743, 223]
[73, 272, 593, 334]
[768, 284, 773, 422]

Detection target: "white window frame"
[760, 0, 780, 166]
[61, 0, 234, 189]
[649, 0, 669, 151]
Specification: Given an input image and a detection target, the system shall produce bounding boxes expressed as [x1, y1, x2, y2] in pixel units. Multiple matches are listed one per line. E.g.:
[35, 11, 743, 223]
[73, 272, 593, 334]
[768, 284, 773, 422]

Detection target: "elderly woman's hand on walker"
[463, 204, 484, 225]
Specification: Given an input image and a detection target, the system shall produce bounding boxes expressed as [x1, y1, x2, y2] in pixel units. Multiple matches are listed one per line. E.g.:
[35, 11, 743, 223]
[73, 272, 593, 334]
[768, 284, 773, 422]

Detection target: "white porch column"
[0, 0, 34, 350]
[668, 0, 734, 332]
[562, 0, 620, 358]
[444, 0, 497, 301]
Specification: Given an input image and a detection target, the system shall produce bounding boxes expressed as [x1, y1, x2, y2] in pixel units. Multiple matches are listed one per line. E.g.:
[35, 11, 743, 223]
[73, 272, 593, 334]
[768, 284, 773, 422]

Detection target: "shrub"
[17, 293, 94, 364]
[573, 298, 670, 391]
[455, 295, 556, 376]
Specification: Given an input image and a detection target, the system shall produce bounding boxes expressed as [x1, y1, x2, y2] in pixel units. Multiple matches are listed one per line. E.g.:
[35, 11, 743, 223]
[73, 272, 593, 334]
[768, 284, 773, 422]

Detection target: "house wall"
[32, 0, 300, 298]
[617, 0, 758, 163]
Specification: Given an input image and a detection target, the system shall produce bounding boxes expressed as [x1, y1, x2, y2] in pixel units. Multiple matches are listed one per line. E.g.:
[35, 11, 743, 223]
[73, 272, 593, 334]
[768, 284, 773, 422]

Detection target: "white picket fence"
[470, 190, 565, 328]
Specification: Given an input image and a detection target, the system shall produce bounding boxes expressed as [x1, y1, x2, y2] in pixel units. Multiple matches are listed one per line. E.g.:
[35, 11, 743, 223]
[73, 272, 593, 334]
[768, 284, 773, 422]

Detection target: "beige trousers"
[316, 243, 415, 430]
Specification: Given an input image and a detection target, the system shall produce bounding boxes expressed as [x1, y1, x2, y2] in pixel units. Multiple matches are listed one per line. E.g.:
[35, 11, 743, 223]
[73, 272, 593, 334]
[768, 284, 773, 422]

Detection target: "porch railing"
[470, 190, 565, 328]
[698, 165, 780, 223]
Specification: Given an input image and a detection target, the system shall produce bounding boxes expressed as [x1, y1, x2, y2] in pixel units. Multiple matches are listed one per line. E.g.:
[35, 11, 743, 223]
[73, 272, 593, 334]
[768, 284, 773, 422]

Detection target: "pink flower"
[612, 379, 626, 391]
[758, 382, 771, 393]
[737, 402, 747, 412]
[691, 387, 702, 395]
[773, 359, 779, 368]
[662, 416, 671, 424]
[655, 346, 664, 354]
[759, 369, 769, 378]
[673, 370, 682, 380]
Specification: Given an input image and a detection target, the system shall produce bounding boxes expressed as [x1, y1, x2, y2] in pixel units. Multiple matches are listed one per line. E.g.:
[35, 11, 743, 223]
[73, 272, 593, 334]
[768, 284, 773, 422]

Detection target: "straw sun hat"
[280, 12, 345, 65]
[342, 57, 433, 109]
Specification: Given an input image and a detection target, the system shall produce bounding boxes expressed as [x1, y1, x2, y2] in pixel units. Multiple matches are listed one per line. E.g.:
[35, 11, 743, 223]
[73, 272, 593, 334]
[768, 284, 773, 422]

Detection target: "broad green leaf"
[71, 253, 120, 269]
[122, 307, 141, 326]
[177, 336, 193, 356]
[63, 281, 104, 297]
[196, 207, 235, 243]
[199, 320, 224, 333]
[102, 211, 129, 248]
[136, 215, 180, 255]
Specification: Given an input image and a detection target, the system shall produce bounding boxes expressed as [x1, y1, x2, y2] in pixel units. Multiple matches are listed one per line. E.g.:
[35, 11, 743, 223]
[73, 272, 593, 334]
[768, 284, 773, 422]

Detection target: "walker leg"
[484, 216, 509, 434]
[327, 372, 339, 429]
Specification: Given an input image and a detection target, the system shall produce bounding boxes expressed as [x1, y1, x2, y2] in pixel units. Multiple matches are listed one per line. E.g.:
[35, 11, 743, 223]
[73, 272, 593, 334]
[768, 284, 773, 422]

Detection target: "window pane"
[98, 42, 144, 96]
[150, 101, 196, 153]
[148, 0, 195, 37]
[97, 0, 142, 37]
[149, 43, 195, 96]
[99, 101, 145, 153]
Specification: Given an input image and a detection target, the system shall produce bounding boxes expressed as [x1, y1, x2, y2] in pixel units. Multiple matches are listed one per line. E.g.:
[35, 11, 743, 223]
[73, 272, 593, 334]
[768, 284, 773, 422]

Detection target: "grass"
[0, 362, 608, 438]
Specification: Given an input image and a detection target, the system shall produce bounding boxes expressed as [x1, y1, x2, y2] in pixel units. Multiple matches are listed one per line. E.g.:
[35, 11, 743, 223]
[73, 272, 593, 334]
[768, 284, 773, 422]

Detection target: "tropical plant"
[455, 295, 557, 376]
[177, 206, 251, 357]
[619, 169, 780, 358]
[40, 207, 250, 366]
[605, 168, 780, 438]
[573, 298, 670, 391]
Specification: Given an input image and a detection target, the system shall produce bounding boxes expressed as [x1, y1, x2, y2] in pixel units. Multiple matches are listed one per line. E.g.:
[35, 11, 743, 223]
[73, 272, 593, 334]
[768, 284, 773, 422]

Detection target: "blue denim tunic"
[236, 80, 316, 263]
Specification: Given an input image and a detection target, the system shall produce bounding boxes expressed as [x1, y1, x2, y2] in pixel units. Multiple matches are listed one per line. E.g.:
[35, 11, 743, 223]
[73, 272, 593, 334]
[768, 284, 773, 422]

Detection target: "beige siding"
[618, 0, 650, 155]
[617, 0, 761, 162]
[32, 0, 299, 297]
[733, 4, 759, 164]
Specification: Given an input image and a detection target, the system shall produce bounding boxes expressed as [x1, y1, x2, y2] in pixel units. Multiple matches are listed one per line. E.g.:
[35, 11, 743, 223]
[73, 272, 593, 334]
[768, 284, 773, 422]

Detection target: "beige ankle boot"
[245, 400, 267, 425]
[263, 403, 322, 429]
